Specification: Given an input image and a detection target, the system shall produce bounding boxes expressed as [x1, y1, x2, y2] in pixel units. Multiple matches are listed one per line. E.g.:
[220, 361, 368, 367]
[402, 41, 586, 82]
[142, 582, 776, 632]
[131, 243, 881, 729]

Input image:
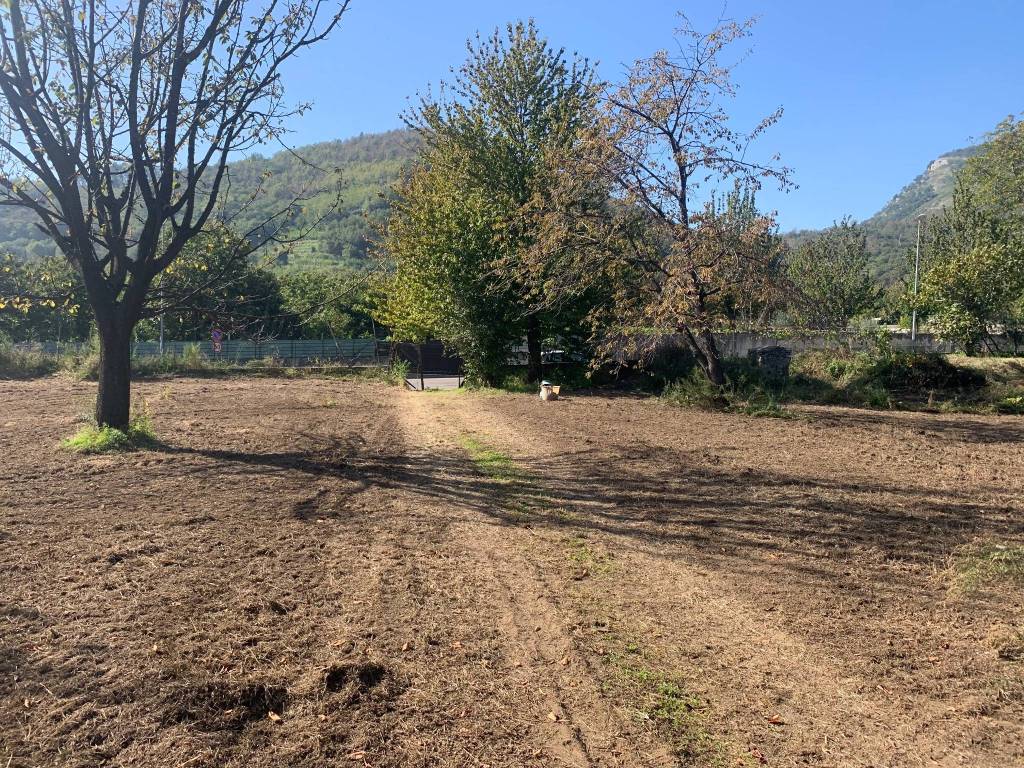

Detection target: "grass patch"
[732, 394, 794, 419]
[419, 386, 467, 397]
[62, 407, 156, 454]
[0, 341, 403, 382]
[950, 543, 1024, 594]
[458, 435, 520, 482]
[65, 343, 232, 380]
[565, 535, 615, 577]
[599, 636, 729, 765]
[0, 345, 61, 379]
[457, 433, 559, 524]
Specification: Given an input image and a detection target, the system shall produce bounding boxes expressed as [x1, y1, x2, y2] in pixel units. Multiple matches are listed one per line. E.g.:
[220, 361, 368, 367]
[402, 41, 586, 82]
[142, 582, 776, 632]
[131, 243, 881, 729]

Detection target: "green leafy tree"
[376, 159, 522, 385]
[717, 188, 788, 329]
[786, 218, 880, 331]
[388, 20, 600, 384]
[279, 269, 375, 339]
[1, 254, 91, 342]
[920, 183, 1024, 354]
[959, 115, 1024, 239]
[140, 227, 288, 342]
[917, 118, 1024, 355]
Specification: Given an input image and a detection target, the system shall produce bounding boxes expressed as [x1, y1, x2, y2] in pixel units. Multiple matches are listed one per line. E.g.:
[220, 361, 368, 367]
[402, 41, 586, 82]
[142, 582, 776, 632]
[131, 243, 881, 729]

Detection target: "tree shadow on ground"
[150, 431, 1024, 593]
[803, 406, 1024, 445]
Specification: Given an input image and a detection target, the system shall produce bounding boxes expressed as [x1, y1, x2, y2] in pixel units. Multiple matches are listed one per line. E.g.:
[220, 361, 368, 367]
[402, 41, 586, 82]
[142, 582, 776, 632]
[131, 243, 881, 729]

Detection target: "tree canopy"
[514, 14, 791, 386]
[378, 20, 602, 384]
[920, 177, 1024, 354]
[787, 218, 880, 332]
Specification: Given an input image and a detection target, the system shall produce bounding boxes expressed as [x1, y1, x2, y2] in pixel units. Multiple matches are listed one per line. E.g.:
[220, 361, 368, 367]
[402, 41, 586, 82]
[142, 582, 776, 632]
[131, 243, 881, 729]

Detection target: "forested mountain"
[0, 128, 978, 281]
[0, 200, 54, 262]
[0, 128, 417, 269]
[787, 145, 980, 284]
[222, 129, 417, 269]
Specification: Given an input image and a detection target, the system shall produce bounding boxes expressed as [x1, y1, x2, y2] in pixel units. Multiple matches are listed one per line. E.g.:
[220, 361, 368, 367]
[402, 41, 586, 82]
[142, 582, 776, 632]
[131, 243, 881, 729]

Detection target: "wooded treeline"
[0, 4, 1021, 426]
[371, 16, 1024, 385]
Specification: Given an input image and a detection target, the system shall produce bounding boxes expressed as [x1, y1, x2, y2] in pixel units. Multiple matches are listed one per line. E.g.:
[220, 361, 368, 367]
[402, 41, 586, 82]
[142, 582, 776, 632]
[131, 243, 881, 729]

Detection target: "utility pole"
[159, 313, 165, 355]
[911, 215, 924, 342]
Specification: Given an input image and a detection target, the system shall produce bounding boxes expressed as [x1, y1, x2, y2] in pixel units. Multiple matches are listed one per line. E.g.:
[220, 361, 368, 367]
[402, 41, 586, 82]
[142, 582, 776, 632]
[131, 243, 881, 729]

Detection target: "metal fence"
[15, 338, 388, 367]
[138, 338, 385, 366]
[9, 330, 969, 369]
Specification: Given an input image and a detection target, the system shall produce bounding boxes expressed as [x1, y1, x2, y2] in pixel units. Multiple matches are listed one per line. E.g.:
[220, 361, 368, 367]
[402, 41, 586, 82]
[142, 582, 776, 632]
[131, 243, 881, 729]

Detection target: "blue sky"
[276, 1, 1022, 231]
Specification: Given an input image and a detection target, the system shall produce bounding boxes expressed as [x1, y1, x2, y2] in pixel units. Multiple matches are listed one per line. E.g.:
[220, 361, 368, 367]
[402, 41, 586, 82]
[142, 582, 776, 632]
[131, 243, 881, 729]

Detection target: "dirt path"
[2, 377, 1022, 767]
[1, 378, 659, 767]
[399, 389, 1024, 767]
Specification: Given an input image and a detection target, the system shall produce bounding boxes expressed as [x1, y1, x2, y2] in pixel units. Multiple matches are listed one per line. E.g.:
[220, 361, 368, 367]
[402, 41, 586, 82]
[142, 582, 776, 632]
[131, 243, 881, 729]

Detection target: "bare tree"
[0, 0, 348, 427]
[605, 14, 791, 384]
[521, 14, 791, 387]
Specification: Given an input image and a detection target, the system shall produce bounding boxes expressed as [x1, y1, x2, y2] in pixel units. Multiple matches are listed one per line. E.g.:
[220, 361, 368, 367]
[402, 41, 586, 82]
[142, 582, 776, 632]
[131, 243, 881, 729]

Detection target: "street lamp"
[911, 214, 925, 342]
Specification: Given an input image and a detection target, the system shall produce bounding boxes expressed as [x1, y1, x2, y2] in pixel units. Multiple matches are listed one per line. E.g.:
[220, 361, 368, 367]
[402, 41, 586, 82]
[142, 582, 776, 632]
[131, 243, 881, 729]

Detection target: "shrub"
[181, 343, 205, 369]
[662, 365, 792, 417]
[791, 348, 986, 409]
[995, 392, 1024, 415]
[734, 393, 791, 418]
[866, 352, 985, 392]
[354, 357, 411, 386]
[386, 357, 411, 385]
[0, 345, 61, 379]
[53, 336, 100, 379]
[62, 405, 156, 454]
[662, 367, 726, 409]
[853, 383, 892, 409]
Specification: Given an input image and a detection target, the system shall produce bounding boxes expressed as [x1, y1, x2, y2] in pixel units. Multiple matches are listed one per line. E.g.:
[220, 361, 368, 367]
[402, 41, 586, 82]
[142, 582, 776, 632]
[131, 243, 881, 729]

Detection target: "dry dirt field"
[1, 376, 1023, 768]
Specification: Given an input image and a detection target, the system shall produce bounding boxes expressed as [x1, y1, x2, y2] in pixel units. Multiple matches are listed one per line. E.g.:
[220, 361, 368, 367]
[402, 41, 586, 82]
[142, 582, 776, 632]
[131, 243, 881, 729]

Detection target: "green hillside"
[788, 144, 980, 284]
[0, 200, 57, 262]
[0, 129, 981, 282]
[222, 129, 417, 270]
[0, 128, 417, 269]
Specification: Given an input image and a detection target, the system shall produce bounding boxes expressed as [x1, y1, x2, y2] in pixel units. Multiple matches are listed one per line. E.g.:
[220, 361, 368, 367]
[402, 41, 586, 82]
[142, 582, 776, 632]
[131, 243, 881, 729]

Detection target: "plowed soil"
[1, 376, 1022, 767]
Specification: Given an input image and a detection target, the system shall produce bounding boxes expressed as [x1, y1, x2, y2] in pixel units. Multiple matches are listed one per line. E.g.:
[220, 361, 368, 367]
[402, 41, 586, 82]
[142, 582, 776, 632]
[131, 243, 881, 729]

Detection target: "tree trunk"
[681, 326, 726, 388]
[698, 329, 726, 387]
[95, 322, 132, 429]
[526, 315, 543, 385]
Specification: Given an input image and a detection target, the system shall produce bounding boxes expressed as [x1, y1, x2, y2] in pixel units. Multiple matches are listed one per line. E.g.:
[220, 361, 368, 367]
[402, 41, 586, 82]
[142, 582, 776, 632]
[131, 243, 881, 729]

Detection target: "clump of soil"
[162, 681, 289, 731]
[324, 662, 388, 694]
